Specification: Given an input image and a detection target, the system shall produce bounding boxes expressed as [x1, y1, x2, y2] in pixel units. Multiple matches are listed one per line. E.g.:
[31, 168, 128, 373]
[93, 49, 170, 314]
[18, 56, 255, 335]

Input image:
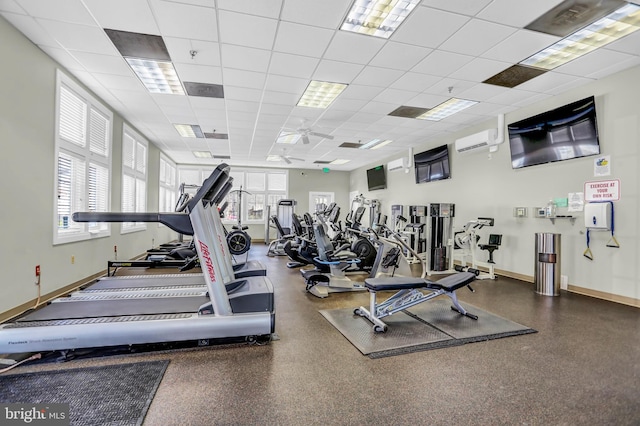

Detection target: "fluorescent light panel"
[521, 3, 640, 70]
[360, 139, 392, 150]
[193, 151, 212, 158]
[267, 155, 281, 161]
[126, 58, 184, 95]
[330, 159, 351, 165]
[297, 81, 348, 108]
[417, 98, 477, 121]
[174, 124, 204, 138]
[341, 0, 421, 39]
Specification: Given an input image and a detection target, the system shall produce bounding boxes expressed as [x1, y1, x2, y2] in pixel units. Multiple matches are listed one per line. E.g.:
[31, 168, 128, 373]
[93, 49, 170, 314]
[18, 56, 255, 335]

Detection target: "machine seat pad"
[365, 272, 475, 292]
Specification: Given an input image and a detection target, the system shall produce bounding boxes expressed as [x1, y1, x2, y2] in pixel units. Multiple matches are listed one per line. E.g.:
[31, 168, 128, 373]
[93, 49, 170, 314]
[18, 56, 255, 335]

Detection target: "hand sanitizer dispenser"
[584, 202, 612, 230]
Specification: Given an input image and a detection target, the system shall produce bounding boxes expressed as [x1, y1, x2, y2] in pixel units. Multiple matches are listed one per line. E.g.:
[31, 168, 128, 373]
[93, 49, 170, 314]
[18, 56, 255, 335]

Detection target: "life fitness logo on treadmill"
[199, 241, 216, 283]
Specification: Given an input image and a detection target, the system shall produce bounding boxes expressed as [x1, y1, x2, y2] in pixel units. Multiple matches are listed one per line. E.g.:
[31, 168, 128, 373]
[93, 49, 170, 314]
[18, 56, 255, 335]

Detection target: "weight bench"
[354, 271, 478, 332]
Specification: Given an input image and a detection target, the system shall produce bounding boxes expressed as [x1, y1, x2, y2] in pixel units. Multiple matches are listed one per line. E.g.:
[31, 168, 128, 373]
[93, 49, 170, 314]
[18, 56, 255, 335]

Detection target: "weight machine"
[266, 199, 297, 256]
[453, 217, 502, 280]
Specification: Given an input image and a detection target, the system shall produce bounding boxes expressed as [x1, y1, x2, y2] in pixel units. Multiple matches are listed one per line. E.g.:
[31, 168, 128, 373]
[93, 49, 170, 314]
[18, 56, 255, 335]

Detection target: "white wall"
[350, 65, 640, 304]
[0, 16, 176, 316]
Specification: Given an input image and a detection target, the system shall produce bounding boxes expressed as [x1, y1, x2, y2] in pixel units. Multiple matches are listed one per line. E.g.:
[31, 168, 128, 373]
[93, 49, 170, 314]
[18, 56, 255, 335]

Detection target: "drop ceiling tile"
[482, 29, 560, 63]
[18, 0, 95, 25]
[220, 44, 271, 73]
[373, 88, 419, 105]
[465, 101, 514, 116]
[151, 0, 217, 41]
[226, 100, 260, 113]
[262, 90, 301, 106]
[486, 88, 538, 106]
[83, 0, 159, 34]
[351, 66, 404, 87]
[449, 57, 513, 83]
[477, 0, 566, 28]
[2, 13, 58, 47]
[329, 97, 369, 112]
[70, 51, 131, 75]
[36, 19, 117, 54]
[556, 49, 640, 79]
[457, 83, 510, 102]
[312, 59, 364, 84]
[265, 74, 309, 94]
[389, 72, 442, 92]
[323, 31, 385, 65]
[152, 93, 192, 108]
[258, 103, 294, 116]
[517, 71, 588, 94]
[0, 1, 25, 13]
[412, 50, 474, 77]
[585, 57, 640, 80]
[426, 78, 476, 97]
[222, 69, 267, 91]
[392, 6, 470, 49]
[439, 19, 517, 57]
[224, 86, 263, 103]
[406, 92, 448, 108]
[165, 38, 220, 66]
[92, 73, 142, 91]
[273, 21, 335, 57]
[369, 42, 432, 71]
[280, 0, 349, 29]
[269, 52, 319, 79]
[38, 45, 85, 71]
[218, 10, 278, 50]
[174, 63, 222, 85]
[341, 84, 384, 101]
[217, 0, 282, 18]
[605, 31, 640, 56]
[419, 0, 493, 16]
[513, 93, 552, 108]
[360, 100, 398, 115]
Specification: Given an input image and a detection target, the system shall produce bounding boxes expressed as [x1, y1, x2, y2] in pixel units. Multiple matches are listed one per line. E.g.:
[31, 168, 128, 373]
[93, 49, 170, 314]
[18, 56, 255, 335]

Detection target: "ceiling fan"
[279, 121, 335, 145]
[275, 149, 304, 164]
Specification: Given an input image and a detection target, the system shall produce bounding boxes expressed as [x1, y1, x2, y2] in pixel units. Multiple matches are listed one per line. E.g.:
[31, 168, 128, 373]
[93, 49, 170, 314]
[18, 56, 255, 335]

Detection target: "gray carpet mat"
[320, 300, 536, 359]
[0, 360, 169, 425]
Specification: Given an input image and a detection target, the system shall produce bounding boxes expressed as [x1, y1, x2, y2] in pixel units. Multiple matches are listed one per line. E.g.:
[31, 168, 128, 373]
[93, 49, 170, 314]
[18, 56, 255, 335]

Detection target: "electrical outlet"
[71, 255, 75, 264]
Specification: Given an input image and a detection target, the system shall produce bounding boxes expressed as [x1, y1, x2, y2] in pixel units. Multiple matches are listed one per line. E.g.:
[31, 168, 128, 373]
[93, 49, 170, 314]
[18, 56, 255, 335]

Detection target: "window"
[121, 125, 148, 233]
[159, 154, 177, 213]
[177, 166, 287, 225]
[54, 70, 112, 245]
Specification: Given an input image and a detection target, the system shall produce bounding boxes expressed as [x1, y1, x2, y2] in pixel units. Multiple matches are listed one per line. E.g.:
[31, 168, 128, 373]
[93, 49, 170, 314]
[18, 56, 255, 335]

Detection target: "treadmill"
[0, 164, 275, 354]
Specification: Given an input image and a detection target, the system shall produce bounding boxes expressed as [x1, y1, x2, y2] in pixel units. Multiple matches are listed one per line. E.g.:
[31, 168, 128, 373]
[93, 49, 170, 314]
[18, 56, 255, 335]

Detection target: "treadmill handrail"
[72, 212, 194, 235]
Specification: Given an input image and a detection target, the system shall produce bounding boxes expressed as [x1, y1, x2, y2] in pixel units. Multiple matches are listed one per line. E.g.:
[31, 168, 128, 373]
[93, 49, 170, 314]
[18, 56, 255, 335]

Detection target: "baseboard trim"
[0, 270, 107, 324]
[567, 285, 640, 308]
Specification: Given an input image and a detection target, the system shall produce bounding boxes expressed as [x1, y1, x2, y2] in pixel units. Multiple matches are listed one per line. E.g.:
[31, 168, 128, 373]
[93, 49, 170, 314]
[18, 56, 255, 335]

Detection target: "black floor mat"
[0, 360, 169, 425]
[320, 299, 536, 358]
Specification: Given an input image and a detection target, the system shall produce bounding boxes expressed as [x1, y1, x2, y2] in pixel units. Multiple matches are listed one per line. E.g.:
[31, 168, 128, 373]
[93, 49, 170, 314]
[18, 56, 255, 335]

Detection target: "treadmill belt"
[90, 275, 205, 290]
[17, 296, 209, 322]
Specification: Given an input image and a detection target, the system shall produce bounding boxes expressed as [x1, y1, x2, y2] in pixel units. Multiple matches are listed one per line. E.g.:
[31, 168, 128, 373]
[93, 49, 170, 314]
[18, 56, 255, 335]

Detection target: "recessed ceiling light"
[193, 151, 212, 158]
[341, 0, 421, 39]
[360, 139, 392, 150]
[520, 2, 640, 70]
[174, 124, 204, 138]
[126, 58, 184, 95]
[297, 81, 348, 108]
[416, 98, 478, 121]
[330, 159, 351, 165]
[276, 131, 301, 144]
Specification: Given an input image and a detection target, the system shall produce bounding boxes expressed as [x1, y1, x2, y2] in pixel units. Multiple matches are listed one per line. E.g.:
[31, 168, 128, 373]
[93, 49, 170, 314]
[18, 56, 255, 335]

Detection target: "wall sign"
[584, 179, 620, 201]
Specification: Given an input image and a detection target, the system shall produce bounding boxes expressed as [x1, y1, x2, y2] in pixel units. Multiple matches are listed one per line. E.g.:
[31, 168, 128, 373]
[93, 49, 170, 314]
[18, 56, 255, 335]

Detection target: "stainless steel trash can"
[534, 233, 561, 296]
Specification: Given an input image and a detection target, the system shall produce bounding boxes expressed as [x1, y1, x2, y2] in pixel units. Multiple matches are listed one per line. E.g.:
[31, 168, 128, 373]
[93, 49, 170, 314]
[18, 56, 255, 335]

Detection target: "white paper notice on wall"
[568, 192, 584, 212]
[594, 155, 611, 177]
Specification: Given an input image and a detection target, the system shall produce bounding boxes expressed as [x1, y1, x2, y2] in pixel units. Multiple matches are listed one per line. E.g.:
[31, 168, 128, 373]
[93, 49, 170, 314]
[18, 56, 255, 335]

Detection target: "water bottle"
[546, 200, 557, 218]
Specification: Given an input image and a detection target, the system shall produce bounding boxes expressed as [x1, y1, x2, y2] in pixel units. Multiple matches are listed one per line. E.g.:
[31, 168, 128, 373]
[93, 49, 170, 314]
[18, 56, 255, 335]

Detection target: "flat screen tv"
[508, 96, 600, 169]
[366, 165, 386, 191]
[414, 144, 450, 184]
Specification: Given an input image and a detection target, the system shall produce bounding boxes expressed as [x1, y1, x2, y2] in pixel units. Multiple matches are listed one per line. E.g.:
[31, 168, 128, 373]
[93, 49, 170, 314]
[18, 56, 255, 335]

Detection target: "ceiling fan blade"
[282, 156, 292, 164]
[301, 134, 310, 145]
[308, 131, 334, 140]
[289, 157, 304, 162]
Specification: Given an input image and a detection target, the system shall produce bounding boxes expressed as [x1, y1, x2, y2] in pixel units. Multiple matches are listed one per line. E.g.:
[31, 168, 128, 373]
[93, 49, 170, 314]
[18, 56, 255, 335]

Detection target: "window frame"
[53, 70, 113, 245]
[121, 124, 148, 234]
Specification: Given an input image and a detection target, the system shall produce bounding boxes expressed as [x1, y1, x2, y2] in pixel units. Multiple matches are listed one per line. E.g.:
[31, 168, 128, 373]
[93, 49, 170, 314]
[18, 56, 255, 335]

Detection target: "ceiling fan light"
[266, 155, 281, 161]
[276, 132, 301, 144]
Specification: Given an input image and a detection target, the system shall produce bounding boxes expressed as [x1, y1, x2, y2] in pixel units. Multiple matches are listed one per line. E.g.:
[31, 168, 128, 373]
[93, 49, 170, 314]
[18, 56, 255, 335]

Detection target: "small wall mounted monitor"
[414, 144, 450, 184]
[366, 165, 387, 191]
[508, 96, 600, 169]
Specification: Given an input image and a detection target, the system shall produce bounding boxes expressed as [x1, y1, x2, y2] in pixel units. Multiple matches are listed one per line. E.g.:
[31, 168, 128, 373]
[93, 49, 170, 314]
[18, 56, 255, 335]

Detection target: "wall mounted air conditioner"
[387, 157, 409, 172]
[454, 129, 499, 153]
